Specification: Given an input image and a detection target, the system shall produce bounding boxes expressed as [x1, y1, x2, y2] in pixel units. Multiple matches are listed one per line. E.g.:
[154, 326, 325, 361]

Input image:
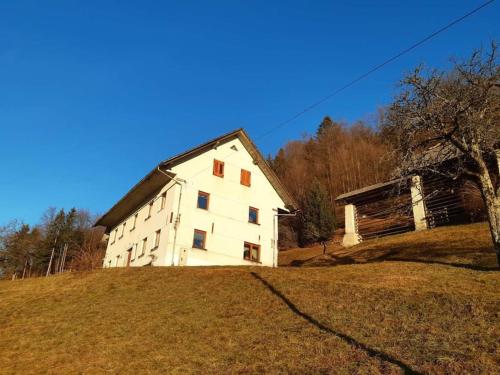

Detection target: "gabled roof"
[95, 128, 296, 231]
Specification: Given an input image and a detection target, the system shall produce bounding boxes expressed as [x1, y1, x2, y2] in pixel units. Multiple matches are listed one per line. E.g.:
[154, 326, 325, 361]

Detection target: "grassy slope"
[0, 223, 499, 374]
[280, 222, 497, 269]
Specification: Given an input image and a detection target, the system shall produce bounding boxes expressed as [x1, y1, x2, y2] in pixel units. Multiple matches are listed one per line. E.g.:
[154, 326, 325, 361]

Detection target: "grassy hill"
[280, 222, 497, 270]
[1, 224, 499, 374]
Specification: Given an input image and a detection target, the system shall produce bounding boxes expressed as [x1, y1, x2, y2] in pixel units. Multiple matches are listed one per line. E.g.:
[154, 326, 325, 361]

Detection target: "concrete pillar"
[411, 175, 428, 231]
[342, 204, 361, 247]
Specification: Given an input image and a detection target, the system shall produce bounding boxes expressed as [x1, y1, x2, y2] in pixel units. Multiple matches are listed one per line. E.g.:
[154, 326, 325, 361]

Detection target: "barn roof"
[335, 177, 410, 203]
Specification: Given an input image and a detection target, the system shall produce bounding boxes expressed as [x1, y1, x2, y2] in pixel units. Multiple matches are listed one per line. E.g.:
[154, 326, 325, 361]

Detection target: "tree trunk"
[478, 170, 500, 268]
[484, 195, 500, 267]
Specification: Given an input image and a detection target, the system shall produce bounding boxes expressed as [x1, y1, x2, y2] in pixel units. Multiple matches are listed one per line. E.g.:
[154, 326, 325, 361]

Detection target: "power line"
[257, 0, 495, 139]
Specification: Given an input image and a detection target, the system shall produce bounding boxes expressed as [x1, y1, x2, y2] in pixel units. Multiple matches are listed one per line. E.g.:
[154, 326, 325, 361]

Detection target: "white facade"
[101, 134, 290, 268]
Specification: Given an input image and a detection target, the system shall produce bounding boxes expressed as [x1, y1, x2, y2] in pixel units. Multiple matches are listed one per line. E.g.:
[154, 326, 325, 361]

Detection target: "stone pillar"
[343, 204, 361, 247]
[411, 175, 428, 231]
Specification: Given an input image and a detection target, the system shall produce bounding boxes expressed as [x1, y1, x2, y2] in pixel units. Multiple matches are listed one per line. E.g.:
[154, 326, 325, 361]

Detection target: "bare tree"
[385, 42, 500, 265]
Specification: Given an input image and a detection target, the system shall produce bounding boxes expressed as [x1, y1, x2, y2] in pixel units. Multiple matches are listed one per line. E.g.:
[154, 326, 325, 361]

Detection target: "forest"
[268, 115, 397, 247]
[0, 208, 105, 278]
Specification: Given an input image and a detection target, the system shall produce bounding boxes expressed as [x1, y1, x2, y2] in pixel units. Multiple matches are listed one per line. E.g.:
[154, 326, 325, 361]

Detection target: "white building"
[96, 129, 296, 268]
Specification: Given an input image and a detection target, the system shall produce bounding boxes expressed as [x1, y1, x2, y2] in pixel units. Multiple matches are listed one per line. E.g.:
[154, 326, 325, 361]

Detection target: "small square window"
[213, 159, 224, 177]
[244, 242, 260, 262]
[193, 229, 206, 249]
[249, 207, 259, 224]
[240, 169, 251, 186]
[197, 191, 210, 210]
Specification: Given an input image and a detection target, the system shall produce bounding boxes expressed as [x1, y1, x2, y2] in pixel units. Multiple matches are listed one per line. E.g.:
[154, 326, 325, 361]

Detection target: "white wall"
[166, 137, 286, 267]
[102, 181, 176, 268]
[103, 136, 287, 268]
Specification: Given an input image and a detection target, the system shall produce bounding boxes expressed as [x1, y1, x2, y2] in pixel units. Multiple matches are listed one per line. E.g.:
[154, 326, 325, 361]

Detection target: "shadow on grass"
[287, 241, 498, 271]
[250, 272, 422, 375]
[289, 253, 357, 267]
[380, 257, 498, 271]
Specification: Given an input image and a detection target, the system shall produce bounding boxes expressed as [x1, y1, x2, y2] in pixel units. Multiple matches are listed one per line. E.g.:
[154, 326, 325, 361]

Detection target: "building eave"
[94, 168, 175, 233]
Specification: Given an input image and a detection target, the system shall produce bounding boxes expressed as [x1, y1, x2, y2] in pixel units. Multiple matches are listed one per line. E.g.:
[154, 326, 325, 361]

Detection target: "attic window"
[230, 145, 238, 151]
[213, 159, 224, 177]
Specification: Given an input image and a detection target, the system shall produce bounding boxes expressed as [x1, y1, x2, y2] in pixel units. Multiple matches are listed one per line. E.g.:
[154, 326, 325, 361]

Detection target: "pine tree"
[299, 180, 336, 245]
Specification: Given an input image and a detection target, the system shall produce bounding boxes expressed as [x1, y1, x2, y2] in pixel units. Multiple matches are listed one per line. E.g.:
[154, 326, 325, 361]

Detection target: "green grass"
[1, 223, 499, 374]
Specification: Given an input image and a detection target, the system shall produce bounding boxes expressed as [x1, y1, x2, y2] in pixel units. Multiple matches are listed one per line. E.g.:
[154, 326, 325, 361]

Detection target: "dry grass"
[0, 223, 499, 374]
[280, 222, 497, 270]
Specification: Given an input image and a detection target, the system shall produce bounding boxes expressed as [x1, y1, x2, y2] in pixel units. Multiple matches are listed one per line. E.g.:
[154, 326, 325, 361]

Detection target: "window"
[249, 207, 259, 224]
[240, 169, 251, 186]
[213, 159, 224, 177]
[197, 191, 210, 210]
[131, 213, 138, 231]
[244, 242, 260, 262]
[193, 229, 206, 249]
[119, 222, 126, 238]
[146, 201, 153, 220]
[160, 192, 166, 210]
[153, 230, 161, 250]
[111, 228, 118, 244]
[140, 237, 147, 256]
[115, 255, 120, 267]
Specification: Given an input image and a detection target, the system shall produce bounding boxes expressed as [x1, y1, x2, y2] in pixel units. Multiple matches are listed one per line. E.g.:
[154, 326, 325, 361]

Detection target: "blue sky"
[0, 0, 498, 225]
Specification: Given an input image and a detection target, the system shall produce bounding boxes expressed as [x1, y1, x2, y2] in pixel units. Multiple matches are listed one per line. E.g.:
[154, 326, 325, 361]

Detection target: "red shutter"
[213, 160, 224, 177]
[241, 169, 251, 186]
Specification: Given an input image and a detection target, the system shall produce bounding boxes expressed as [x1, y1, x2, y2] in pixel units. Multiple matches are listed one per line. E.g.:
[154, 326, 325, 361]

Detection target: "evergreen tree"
[1, 223, 41, 277]
[316, 116, 335, 139]
[298, 180, 336, 245]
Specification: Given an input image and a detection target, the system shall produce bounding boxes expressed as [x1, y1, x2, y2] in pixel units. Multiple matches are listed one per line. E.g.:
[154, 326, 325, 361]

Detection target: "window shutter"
[241, 169, 251, 186]
[213, 160, 218, 175]
[213, 160, 224, 177]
